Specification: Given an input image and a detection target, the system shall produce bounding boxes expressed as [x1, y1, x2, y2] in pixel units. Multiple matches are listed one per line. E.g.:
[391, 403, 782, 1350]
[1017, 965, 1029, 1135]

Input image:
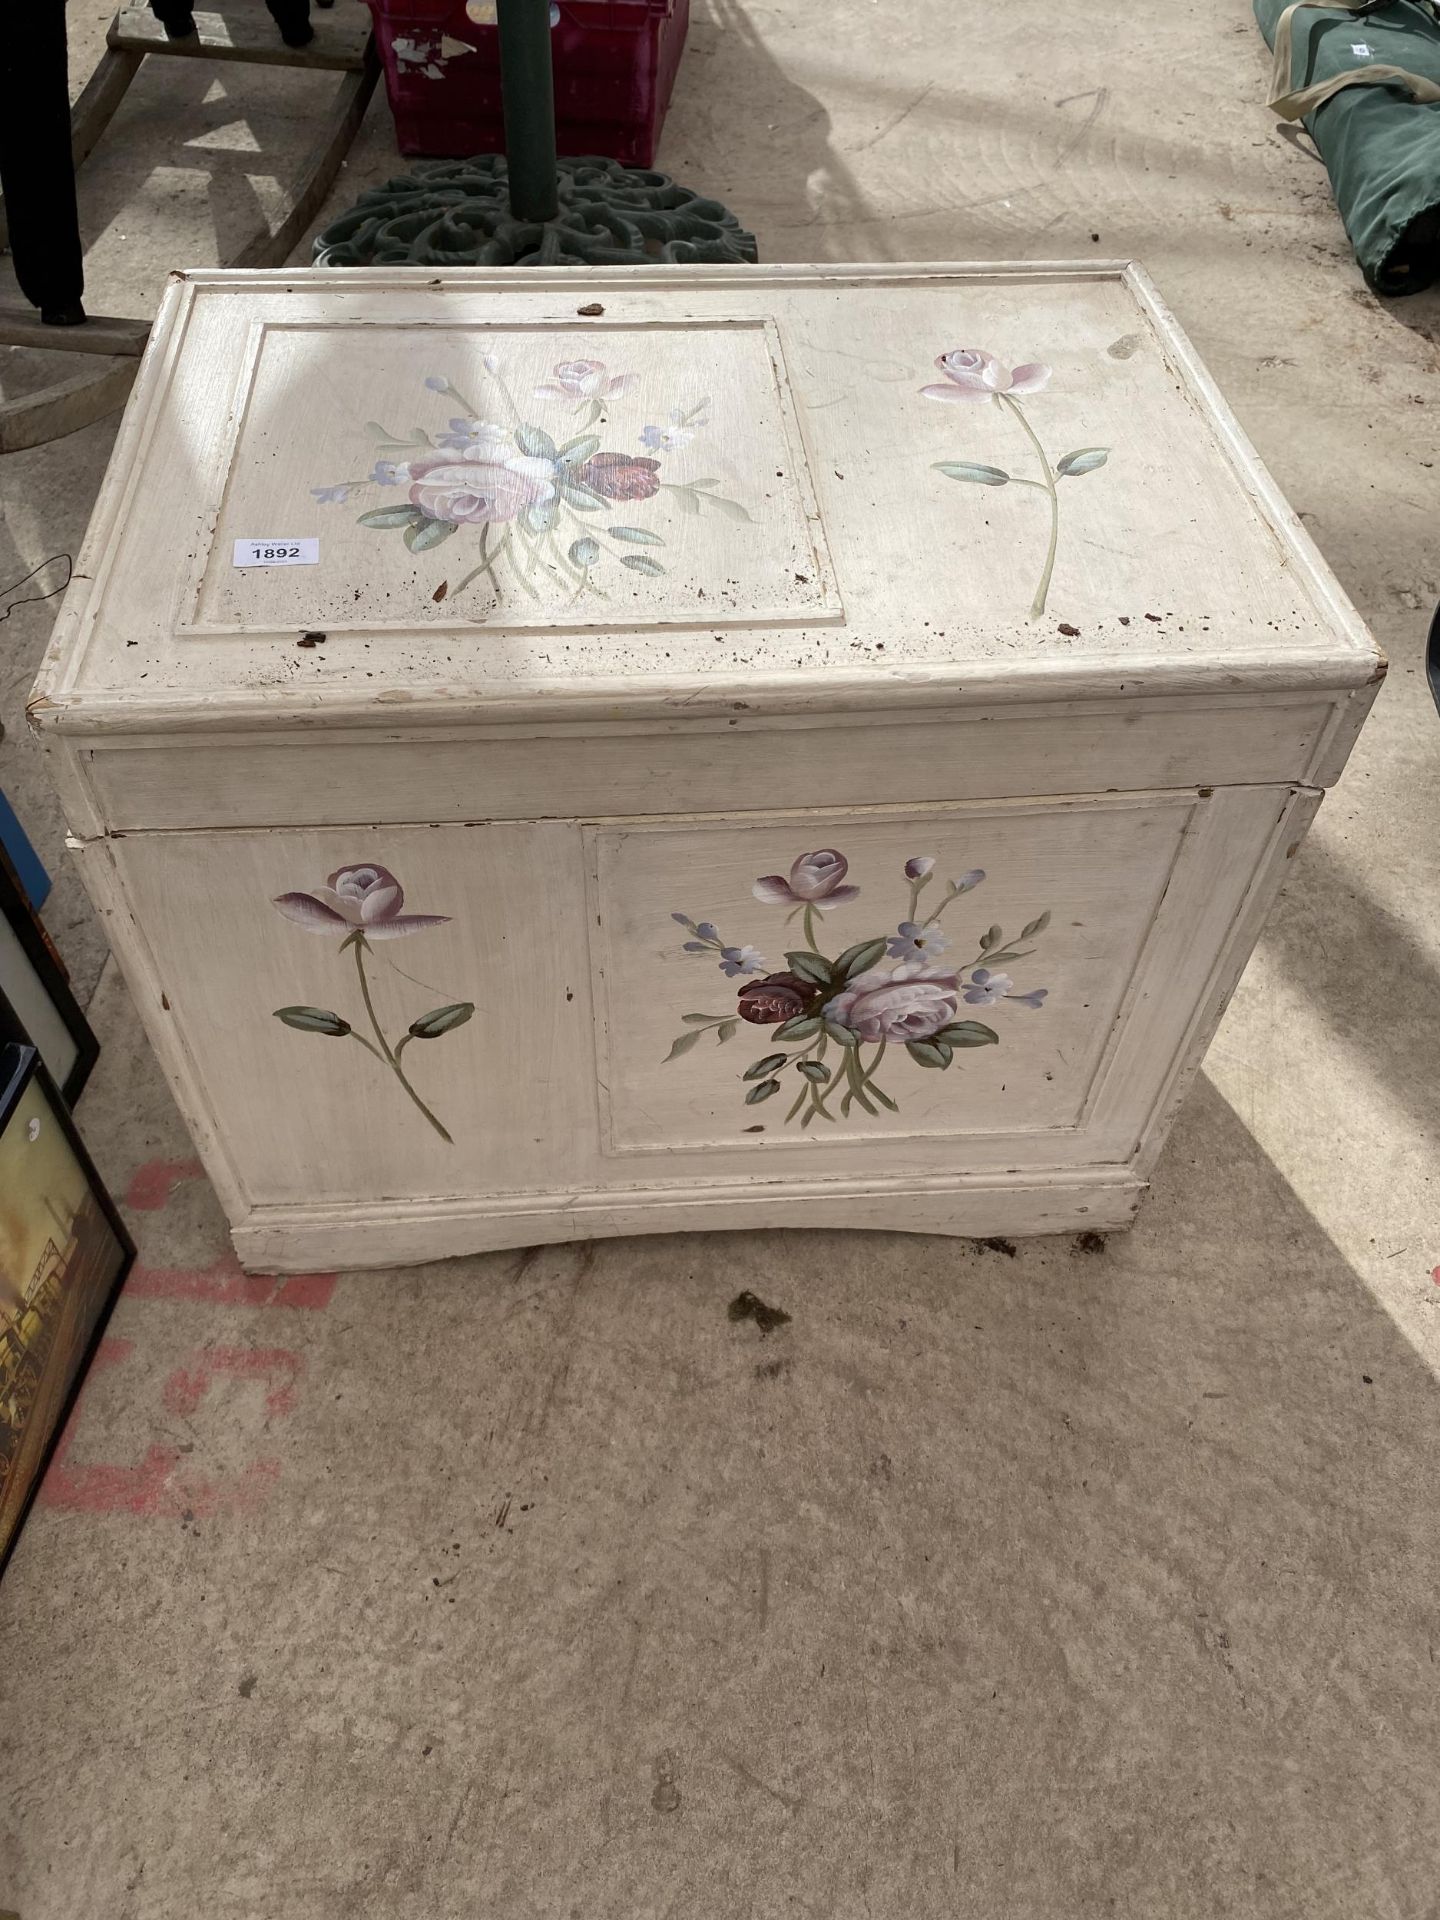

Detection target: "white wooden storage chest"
[30, 262, 1382, 1272]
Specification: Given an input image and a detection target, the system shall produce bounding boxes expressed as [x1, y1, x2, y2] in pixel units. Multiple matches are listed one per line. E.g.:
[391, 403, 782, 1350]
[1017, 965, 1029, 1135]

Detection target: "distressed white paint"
[29, 263, 1382, 1270]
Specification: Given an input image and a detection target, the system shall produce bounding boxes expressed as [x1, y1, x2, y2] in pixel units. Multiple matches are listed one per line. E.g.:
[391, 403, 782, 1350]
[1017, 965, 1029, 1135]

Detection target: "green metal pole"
[496, 0, 560, 224]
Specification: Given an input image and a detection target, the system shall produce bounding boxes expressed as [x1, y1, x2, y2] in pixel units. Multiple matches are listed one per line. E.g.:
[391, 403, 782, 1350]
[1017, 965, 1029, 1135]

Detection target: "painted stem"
[807, 1032, 835, 1123]
[453, 524, 503, 598]
[803, 904, 819, 952]
[352, 936, 454, 1144]
[857, 1039, 895, 1110]
[1000, 393, 1059, 619]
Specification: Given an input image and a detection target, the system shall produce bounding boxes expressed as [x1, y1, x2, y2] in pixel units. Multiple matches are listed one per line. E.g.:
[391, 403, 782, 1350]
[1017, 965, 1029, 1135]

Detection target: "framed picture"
[0, 840, 97, 1104]
[0, 1042, 134, 1579]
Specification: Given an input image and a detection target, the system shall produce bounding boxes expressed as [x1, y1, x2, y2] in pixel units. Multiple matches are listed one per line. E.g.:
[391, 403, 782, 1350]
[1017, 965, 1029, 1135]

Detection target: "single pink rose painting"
[923, 346, 1110, 619]
[666, 852, 1050, 1130]
[271, 864, 472, 1143]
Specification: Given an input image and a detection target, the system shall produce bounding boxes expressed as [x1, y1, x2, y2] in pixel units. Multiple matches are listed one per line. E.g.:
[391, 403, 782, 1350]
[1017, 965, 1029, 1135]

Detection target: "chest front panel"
[99, 781, 1297, 1217]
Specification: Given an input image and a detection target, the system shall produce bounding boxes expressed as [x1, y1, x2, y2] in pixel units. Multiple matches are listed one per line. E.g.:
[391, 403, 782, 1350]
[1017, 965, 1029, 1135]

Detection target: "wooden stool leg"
[0, 0, 85, 320]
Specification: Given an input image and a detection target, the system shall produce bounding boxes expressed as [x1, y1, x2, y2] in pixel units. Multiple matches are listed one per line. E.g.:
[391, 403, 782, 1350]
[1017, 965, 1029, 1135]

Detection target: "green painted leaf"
[1056, 447, 1109, 478]
[744, 1053, 788, 1081]
[976, 947, 1034, 966]
[870, 1082, 900, 1112]
[666, 485, 701, 515]
[979, 925, 1003, 952]
[906, 1038, 953, 1069]
[568, 537, 601, 567]
[834, 938, 887, 980]
[823, 1020, 860, 1047]
[407, 1002, 474, 1039]
[932, 461, 1011, 487]
[364, 420, 402, 442]
[515, 424, 557, 459]
[797, 1060, 831, 1083]
[557, 433, 601, 467]
[357, 506, 423, 529]
[1021, 910, 1052, 940]
[698, 492, 753, 523]
[608, 526, 664, 546]
[664, 1030, 701, 1062]
[687, 478, 720, 489]
[524, 498, 558, 535]
[681, 1012, 722, 1024]
[274, 1006, 351, 1037]
[558, 479, 603, 512]
[745, 1078, 781, 1105]
[715, 1020, 738, 1043]
[620, 554, 666, 576]
[404, 517, 457, 553]
[933, 1021, 999, 1048]
[784, 951, 833, 986]
[773, 1014, 822, 1042]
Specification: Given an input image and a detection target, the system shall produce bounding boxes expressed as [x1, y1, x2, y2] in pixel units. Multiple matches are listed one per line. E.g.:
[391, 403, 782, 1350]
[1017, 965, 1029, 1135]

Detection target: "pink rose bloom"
[826, 962, 960, 1043]
[272, 864, 449, 941]
[578, 452, 662, 501]
[406, 450, 555, 526]
[922, 348, 1051, 403]
[753, 848, 860, 911]
[534, 359, 635, 402]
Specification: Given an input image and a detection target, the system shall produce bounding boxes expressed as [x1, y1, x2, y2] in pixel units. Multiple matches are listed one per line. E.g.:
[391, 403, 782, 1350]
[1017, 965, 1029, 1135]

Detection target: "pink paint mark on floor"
[161, 1346, 305, 1421]
[124, 1157, 206, 1211]
[37, 1336, 288, 1519]
[125, 1251, 336, 1311]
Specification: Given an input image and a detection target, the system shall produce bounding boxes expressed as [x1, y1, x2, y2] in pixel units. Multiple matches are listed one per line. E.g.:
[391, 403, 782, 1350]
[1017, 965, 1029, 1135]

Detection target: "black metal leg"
[0, 0, 85, 320]
[264, 0, 314, 48]
[147, 0, 197, 39]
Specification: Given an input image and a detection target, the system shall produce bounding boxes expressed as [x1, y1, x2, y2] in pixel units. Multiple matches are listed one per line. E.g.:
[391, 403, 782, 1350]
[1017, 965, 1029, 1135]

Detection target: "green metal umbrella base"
[314, 154, 757, 268]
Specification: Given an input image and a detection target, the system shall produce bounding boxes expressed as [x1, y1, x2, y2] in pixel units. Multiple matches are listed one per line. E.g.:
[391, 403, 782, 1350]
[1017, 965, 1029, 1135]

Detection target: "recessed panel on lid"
[189, 318, 841, 636]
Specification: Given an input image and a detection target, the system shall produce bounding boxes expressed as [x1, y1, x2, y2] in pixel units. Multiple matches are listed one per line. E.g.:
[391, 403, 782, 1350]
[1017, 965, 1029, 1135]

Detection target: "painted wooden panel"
[81, 697, 1336, 832]
[192, 317, 839, 637]
[107, 823, 600, 1206]
[96, 779, 1273, 1190]
[589, 799, 1189, 1154]
[33, 263, 1379, 736]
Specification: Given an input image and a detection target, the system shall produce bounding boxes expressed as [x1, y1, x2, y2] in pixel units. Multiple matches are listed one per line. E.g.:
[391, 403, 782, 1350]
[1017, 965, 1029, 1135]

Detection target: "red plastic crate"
[365, 0, 689, 169]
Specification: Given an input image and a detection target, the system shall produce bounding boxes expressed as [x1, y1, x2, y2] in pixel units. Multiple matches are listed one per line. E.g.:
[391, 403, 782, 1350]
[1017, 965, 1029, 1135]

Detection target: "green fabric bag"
[1255, 0, 1440, 292]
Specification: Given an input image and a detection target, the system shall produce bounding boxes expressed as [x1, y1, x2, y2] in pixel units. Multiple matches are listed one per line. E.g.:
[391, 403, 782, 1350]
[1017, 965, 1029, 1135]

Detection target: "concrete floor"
[2, 1, 1439, 1914]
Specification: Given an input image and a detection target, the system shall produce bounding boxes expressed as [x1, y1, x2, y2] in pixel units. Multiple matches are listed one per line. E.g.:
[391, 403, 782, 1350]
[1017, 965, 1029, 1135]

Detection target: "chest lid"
[34, 261, 1378, 732]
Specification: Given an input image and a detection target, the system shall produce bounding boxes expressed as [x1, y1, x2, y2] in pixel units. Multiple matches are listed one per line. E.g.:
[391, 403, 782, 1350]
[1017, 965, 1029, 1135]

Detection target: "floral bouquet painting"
[270, 864, 472, 1144]
[311, 352, 748, 610]
[665, 850, 1051, 1130]
[923, 347, 1110, 618]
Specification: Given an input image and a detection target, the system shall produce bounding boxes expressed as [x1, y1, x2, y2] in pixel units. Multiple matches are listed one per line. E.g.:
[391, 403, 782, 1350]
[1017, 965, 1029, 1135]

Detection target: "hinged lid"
[32, 261, 1380, 734]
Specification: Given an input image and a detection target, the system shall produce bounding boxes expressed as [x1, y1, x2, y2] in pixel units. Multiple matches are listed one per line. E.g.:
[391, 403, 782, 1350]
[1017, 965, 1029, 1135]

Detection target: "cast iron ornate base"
[313, 154, 757, 268]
